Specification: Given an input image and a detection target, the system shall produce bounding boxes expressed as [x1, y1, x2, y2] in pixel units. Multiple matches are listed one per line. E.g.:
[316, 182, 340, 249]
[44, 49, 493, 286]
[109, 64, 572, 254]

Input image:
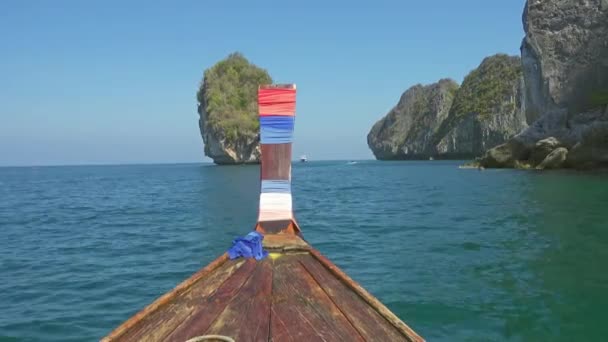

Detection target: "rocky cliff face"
[522, 0, 608, 119]
[367, 79, 458, 159]
[480, 0, 608, 169]
[436, 55, 529, 158]
[367, 55, 527, 160]
[197, 53, 271, 165]
[198, 102, 261, 164]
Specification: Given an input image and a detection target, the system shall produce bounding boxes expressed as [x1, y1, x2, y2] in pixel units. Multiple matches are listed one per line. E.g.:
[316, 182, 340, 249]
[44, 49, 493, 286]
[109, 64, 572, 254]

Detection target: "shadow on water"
[503, 171, 608, 340]
[196, 164, 259, 245]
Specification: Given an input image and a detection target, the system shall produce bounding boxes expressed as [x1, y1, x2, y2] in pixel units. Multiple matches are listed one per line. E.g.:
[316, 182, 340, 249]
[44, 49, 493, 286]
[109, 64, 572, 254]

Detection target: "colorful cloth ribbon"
[260, 116, 295, 144]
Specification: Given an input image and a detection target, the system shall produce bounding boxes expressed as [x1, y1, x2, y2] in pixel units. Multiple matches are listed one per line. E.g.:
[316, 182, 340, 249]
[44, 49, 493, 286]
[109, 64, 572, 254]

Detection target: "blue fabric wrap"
[260, 116, 295, 144]
[261, 180, 291, 193]
[227, 231, 269, 260]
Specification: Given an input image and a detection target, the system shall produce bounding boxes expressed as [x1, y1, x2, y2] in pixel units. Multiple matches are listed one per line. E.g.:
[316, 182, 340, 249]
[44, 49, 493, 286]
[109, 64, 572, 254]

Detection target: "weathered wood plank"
[262, 233, 309, 251]
[104, 246, 424, 342]
[166, 259, 258, 342]
[309, 249, 424, 342]
[102, 253, 231, 342]
[270, 255, 364, 342]
[204, 259, 273, 341]
[118, 258, 246, 341]
[300, 255, 409, 341]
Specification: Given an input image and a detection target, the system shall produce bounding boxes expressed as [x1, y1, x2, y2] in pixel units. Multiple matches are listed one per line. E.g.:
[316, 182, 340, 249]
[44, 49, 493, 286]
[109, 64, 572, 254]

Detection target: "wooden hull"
[102, 234, 424, 341]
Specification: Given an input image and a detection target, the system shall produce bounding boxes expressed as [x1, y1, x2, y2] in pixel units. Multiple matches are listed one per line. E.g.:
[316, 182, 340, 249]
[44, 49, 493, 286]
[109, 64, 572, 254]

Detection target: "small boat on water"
[102, 84, 423, 342]
[300, 154, 307, 162]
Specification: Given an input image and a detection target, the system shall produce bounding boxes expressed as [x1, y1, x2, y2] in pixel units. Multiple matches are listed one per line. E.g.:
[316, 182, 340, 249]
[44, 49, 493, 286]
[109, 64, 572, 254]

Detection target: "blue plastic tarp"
[227, 231, 269, 260]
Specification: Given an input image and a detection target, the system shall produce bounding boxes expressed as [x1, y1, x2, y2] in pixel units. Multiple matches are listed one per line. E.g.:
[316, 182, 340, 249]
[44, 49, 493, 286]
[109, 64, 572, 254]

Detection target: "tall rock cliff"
[436, 55, 529, 158]
[367, 79, 458, 159]
[367, 55, 527, 160]
[481, 0, 608, 168]
[522, 0, 608, 119]
[197, 53, 271, 164]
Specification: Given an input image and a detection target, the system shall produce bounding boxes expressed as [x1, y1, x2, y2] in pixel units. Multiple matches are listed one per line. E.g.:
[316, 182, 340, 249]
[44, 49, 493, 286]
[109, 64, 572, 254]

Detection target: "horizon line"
[0, 159, 378, 168]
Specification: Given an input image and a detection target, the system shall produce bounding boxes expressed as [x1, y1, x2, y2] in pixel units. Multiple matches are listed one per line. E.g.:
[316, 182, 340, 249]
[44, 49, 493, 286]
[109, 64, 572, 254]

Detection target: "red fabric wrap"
[258, 88, 296, 116]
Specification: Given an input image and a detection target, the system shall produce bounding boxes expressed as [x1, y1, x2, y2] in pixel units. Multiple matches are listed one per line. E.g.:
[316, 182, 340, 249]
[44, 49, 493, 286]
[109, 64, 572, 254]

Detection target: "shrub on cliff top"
[197, 52, 272, 140]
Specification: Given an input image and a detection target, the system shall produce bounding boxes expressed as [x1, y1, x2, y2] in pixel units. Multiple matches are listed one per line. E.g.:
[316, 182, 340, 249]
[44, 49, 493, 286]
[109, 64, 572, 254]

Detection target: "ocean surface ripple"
[1, 161, 607, 341]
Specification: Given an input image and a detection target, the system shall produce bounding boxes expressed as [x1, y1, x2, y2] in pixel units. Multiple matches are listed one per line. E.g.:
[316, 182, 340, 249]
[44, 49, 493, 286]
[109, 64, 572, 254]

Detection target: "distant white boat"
[347, 161, 357, 165]
[300, 155, 307, 162]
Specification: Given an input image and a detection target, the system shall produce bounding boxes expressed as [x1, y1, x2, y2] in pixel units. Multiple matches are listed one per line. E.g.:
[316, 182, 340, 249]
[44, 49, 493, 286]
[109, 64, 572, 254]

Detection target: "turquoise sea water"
[1, 161, 608, 341]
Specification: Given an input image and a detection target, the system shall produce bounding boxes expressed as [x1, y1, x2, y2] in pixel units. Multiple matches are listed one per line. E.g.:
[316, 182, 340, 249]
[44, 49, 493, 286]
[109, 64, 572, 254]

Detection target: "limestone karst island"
[197, 53, 271, 165]
[367, 1, 608, 170]
[198, 1, 608, 170]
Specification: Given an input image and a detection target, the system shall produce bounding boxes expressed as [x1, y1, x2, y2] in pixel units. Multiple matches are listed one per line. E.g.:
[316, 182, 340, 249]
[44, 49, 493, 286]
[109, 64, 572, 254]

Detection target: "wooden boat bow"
[101, 84, 424, 341]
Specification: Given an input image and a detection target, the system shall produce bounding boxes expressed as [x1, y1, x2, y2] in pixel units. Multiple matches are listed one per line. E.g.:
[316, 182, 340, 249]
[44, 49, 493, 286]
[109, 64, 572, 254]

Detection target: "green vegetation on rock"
[197, 52, 272, 141]
[450, 54, 522, 120]
[432, 54, 523, 148]
[366, 79, 459, 159]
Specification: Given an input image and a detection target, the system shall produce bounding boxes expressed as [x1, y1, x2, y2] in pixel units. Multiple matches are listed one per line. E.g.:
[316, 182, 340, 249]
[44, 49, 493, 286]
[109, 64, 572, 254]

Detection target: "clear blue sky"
[0, 0, 525, 166]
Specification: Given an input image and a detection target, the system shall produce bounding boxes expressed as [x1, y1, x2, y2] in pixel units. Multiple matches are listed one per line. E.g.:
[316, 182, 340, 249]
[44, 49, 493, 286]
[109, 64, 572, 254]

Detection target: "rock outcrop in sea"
[369, 1, 608, 169]
[478, 0, 608, 169]
[367, 55, 527, 160]
[367, 79, 458, 159]
[197, 53, 271, 164]
[436, 55, 528, 158]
